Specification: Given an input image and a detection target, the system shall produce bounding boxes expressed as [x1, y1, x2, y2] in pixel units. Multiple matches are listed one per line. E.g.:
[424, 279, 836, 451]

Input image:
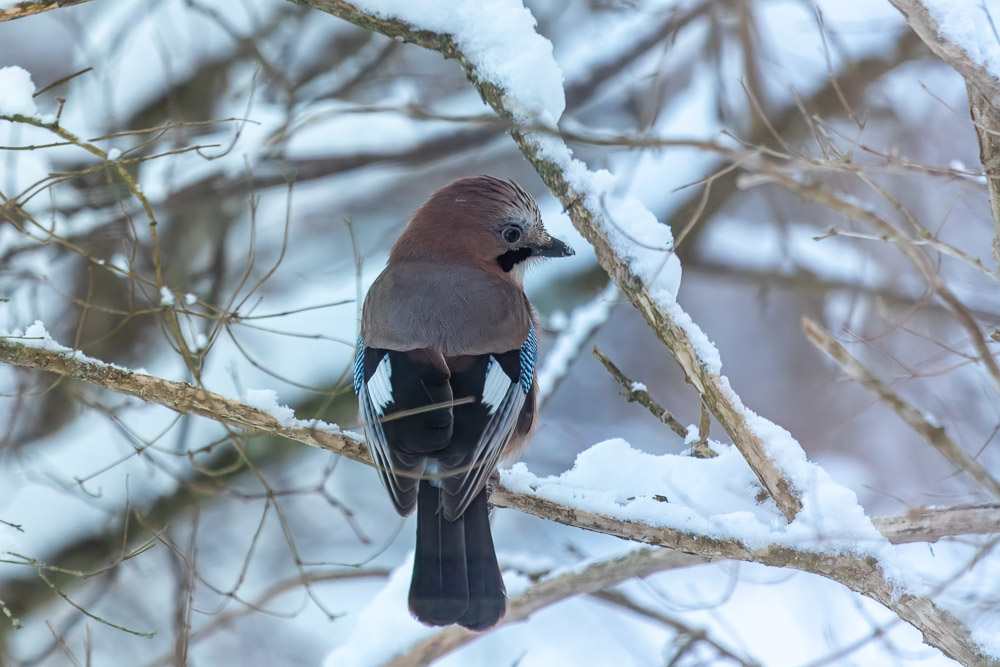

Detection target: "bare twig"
[761, 169, 1000, 395]
[592, 345, 689, 440]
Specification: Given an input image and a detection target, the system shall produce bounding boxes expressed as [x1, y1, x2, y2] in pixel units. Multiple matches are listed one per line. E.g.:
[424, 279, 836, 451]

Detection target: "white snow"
[158, 286, 175, 306]
[502, 438, 902, 569]
[323, 561, 437, 667]
[106, 147, 122, 161]
[351, 0, 564, 121]
[0, 66, 38, 117]
[242, 387, 351, 436]
[533, 141, 683, 302]
[922, 0, 1000, 82]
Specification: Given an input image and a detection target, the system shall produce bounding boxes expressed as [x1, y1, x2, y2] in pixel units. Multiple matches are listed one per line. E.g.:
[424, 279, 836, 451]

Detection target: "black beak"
[533, 236, 575, 258]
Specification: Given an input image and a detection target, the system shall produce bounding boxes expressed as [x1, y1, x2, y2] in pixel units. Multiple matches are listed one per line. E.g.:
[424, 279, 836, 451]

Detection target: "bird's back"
[361, 261, 532, 357]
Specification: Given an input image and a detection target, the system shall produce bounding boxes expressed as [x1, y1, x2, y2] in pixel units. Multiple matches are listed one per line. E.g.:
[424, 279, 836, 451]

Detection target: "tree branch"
[803, 317, 1000, 501]
[0, 0, 94, 23]
[887, 0, 1000, 265]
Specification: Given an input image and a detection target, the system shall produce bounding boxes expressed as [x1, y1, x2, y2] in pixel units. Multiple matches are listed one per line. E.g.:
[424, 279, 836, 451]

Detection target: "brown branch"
[887, 0, 1000, 265]
[874, 504, 1000, 544]
[3, 338, 998, 547]
[592, 345, 690, 440]
[760, 168, 1000, 395]
[0, 0, 93, 23]
[0, 336, 369, 466]
[803, 317, 1000, 501]
[384, 548, 709, 667]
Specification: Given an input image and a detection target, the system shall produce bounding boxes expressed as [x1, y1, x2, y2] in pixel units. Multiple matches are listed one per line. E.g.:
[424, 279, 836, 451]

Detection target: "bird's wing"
[439, 325, 537, 521]
[355, 343, 448, 515]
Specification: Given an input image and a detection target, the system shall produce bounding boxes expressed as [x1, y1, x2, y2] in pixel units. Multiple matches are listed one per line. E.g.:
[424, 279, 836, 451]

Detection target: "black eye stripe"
[497, 247, 532, 272]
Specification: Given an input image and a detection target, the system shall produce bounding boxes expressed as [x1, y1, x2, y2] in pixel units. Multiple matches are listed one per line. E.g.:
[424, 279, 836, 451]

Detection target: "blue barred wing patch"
[518, 324, 537, 394]
[353, 334, 364, 395]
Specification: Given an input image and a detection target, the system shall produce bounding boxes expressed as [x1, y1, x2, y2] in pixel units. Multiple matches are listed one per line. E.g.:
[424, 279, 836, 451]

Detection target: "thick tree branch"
[0, 0, 93, 23]
[2, 338, 997, 547]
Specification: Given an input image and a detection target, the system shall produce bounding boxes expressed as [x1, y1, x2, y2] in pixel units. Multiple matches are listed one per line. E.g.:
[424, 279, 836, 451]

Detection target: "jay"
[355, 176, 573, 629]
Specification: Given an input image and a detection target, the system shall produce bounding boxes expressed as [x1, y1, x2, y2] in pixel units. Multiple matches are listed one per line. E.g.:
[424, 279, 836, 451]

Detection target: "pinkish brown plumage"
[355, 176, 573, 630]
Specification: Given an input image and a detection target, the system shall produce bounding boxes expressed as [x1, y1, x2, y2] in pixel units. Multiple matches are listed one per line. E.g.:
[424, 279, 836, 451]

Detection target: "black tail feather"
[408, 481, 506, 629]
[457, 487, 507, 630]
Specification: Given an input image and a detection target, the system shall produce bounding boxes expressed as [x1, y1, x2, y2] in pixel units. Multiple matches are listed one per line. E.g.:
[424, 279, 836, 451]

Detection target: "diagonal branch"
[803, 317, 1000, 501]
[0, 0, 94, 23]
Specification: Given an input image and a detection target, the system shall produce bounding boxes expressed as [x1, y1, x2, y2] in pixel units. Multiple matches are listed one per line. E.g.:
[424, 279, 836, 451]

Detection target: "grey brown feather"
[362, 262, 531, 356]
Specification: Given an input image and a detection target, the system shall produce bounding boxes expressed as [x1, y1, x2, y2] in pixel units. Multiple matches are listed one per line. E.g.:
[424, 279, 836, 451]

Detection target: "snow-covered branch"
[6, 334, 996, 547]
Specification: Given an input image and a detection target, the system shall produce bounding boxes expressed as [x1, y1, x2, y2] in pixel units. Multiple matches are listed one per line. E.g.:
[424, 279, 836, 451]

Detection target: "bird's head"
[390, 176, 574, 282]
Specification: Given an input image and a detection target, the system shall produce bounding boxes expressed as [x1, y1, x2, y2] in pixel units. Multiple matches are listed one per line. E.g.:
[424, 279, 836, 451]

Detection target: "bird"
[354, 176, 574, 630]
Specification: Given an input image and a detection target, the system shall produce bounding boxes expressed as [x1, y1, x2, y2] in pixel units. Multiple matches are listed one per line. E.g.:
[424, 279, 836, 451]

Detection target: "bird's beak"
[533, 236, 575, 258]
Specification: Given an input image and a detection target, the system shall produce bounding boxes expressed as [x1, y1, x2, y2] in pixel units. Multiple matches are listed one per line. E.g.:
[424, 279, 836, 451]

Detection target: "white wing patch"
[367, 354, 393, 416]
[481, 356, 512, 415]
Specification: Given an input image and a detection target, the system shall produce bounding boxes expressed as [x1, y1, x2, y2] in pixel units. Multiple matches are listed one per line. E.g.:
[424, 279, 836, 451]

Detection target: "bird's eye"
[502, 227, 521, 244]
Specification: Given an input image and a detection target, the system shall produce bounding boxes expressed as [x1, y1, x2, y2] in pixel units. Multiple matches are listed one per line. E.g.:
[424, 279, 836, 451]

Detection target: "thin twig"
[803, 317, 1000, 501]
[592, 346, 689, 440]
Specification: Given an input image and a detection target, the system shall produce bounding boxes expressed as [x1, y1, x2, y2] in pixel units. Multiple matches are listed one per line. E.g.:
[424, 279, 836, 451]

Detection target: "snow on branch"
[2, 332, 997, 550]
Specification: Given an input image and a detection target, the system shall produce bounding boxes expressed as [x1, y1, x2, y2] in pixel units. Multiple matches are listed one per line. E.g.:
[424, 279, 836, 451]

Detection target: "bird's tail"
[408, 480, 507, 630]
